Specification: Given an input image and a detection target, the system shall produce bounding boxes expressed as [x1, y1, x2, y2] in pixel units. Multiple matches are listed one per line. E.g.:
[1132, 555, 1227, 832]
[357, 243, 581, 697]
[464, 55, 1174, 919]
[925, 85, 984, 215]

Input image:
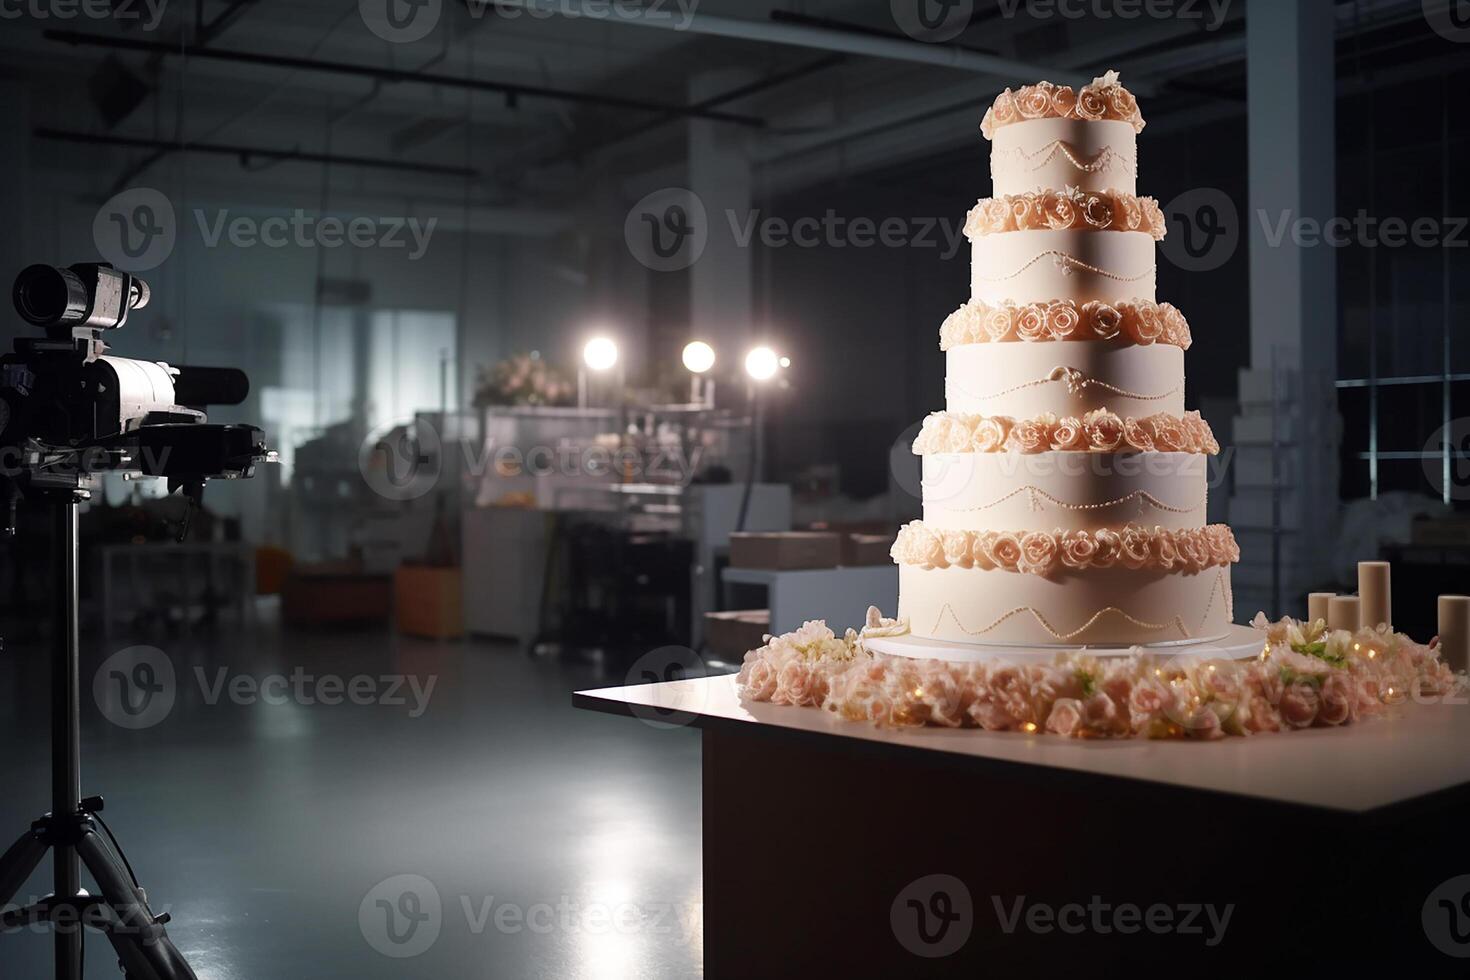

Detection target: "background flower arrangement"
[735, 610, 1461, 740]
[472, 352, 576, 408]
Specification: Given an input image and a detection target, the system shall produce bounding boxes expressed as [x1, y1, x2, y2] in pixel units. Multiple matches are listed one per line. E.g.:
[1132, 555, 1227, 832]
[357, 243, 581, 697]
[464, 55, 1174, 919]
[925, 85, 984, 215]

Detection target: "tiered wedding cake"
[890, 72, 1239, 648]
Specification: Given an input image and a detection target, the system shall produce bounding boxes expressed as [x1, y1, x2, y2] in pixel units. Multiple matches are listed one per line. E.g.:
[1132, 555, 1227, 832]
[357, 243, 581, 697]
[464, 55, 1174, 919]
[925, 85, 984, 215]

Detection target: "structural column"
[1229, 0, 1339, 618]
[687, 69, 756, 363]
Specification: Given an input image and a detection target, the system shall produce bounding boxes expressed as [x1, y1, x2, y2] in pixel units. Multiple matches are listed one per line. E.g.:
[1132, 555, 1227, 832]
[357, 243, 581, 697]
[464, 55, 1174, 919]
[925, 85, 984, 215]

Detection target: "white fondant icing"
[898, 564, 1233, 647]
[970, 229, 1156, 305]
[921, 451, 1209, 532]
[990, 118, 1138, 196]
[945, 342, 1184, 417]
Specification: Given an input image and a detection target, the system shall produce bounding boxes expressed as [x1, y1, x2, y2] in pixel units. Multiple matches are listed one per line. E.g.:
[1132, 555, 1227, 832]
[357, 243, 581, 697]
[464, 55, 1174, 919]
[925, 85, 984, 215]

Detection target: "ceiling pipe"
[44, 30, 765, 127]
[35, 128, 479, 178]
[489, 0, 1096, 89]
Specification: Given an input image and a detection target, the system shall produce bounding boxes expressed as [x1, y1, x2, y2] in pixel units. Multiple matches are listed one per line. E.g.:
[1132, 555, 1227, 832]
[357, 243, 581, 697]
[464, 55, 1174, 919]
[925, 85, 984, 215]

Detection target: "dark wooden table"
[577, 673, 1470, 975]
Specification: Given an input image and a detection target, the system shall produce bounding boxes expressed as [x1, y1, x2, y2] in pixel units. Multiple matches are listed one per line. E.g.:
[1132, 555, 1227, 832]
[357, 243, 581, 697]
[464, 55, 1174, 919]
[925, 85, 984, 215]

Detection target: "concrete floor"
[0, 611, 704, 979]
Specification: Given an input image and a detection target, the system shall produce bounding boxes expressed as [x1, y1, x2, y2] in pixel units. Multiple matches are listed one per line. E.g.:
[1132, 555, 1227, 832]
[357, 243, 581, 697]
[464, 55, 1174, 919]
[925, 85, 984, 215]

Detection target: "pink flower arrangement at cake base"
[734, 609, 1462, 741]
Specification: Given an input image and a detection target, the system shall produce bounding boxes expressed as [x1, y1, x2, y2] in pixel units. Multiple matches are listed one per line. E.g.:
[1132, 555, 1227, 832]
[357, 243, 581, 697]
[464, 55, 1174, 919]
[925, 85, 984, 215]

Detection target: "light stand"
[0, 489, 200, 979]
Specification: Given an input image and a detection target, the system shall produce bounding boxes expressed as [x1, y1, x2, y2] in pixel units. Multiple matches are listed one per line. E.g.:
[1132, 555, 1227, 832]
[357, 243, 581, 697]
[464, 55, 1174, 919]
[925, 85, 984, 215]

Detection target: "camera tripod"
[0, 491, 198, 979]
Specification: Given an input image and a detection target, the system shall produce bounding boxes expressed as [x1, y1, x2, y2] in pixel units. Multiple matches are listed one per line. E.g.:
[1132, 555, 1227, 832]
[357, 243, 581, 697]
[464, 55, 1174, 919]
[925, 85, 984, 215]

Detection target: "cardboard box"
[704, 609, 770, 660]
[842, 532, 895, 567]
[395, 564, 464, 640]
[729, 531, 841, 570]
[282, 567, 392, 628]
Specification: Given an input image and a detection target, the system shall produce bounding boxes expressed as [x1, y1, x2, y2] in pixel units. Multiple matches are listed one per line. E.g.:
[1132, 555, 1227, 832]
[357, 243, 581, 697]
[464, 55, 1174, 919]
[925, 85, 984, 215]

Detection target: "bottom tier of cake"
[898, 563, 1233, 648]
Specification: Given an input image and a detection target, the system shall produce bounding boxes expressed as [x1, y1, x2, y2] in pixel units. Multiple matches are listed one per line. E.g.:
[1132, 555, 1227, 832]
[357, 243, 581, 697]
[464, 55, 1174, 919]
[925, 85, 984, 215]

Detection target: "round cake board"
[864, 622, 1264, 663]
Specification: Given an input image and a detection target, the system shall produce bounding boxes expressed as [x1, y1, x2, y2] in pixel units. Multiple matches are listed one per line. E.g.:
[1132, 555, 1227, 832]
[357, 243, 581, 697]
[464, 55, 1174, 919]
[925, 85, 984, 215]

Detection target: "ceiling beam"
[44, 29, 766, 127]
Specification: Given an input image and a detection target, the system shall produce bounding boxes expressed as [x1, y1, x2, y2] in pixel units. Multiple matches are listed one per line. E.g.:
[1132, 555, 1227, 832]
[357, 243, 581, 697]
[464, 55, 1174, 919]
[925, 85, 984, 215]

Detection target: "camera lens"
[13, 264, 87, 327]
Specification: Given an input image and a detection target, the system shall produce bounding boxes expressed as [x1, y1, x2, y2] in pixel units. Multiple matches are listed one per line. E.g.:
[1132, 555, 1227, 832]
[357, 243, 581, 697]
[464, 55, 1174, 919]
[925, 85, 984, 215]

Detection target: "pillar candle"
[1439, 596, 1470, 674]
[1307, 592, 1335, 625]
[1358, 561, 1391, 630]
[1327, 595, 1361, 632]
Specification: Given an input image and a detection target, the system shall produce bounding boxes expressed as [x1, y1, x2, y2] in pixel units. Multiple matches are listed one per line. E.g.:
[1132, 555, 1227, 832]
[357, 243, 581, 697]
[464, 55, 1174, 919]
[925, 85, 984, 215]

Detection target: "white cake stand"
[863, 622, 1264, 663]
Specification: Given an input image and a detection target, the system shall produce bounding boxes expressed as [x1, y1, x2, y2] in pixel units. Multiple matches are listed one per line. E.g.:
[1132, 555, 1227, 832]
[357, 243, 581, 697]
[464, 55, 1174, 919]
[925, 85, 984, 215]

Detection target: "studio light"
[744, 346, 780, 382]
[682, 340, 715, 374]
[583, 336, 619, 372]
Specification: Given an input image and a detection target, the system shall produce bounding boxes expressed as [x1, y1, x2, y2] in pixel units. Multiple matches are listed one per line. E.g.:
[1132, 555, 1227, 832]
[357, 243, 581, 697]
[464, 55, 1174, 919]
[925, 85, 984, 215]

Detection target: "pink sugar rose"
[1077, 87, 1107, 120]
[1050, 416, 1088, 451]
[1176, 529, 1209, 571]
[1122, 417, 1155, 452]
[1317, 673, 1357, 726]
[970, 532, 998, 570]
[1102, 672, 1133, 705]
[940, 530, 973, 569]
[979, 198, 1013, 234]
[1018, 84, 1053, 118]
[985, 306, 1014, 341]
[1244, 695, 1281, 733]
[1047, 301, 1082, 338]
[973, 416, 1012, 452]
[1083, 409, 1125, 451]
[1128, 681, 1169, 728]
[1080, 193, 1114, 229]
[992, 90, 1017, 125]
[1050, 85, 1078, 117]
[1151, 530, 1179, 570]
[1279, 681, 1320, 728]
[1081, 692, 1125, 735]
[986, 532, 1023, 571]
[1091, 528, 1121, 568]
[1110, 85, 1139, 120]
[1084, 300, 1123, 340]
[1149, 414, 1190, 452]
[1133, 306, 1163, 344]
[1043, 192, 1077, 231]
[1010, 194, 1039, 228]
[773, 660, 827, 707]
[1018, 531, 1060, 576]
[1143, 199, 1167, 239]
[1060, 530, 1099, 569]
[1184, 707, 1224, 740]
[969, 699, 1019, 731]
[739, 655, 778, 701]
[1015, 305, 1049, 342]
[1006, 416, 1053, 453]
[1045, 697, 1084, 736]
[1118, 524, 1153, 569]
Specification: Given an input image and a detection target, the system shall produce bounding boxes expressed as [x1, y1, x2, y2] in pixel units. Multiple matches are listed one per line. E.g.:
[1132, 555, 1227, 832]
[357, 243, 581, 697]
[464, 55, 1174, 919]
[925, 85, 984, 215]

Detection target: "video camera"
[0, 262, 272, 533]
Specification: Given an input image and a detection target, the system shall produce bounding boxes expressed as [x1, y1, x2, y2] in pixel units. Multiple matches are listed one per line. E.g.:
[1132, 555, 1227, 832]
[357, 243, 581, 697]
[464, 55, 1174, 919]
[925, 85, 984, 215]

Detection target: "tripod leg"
[75, 829, 199, 980]
[0, 828, 47, 907]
